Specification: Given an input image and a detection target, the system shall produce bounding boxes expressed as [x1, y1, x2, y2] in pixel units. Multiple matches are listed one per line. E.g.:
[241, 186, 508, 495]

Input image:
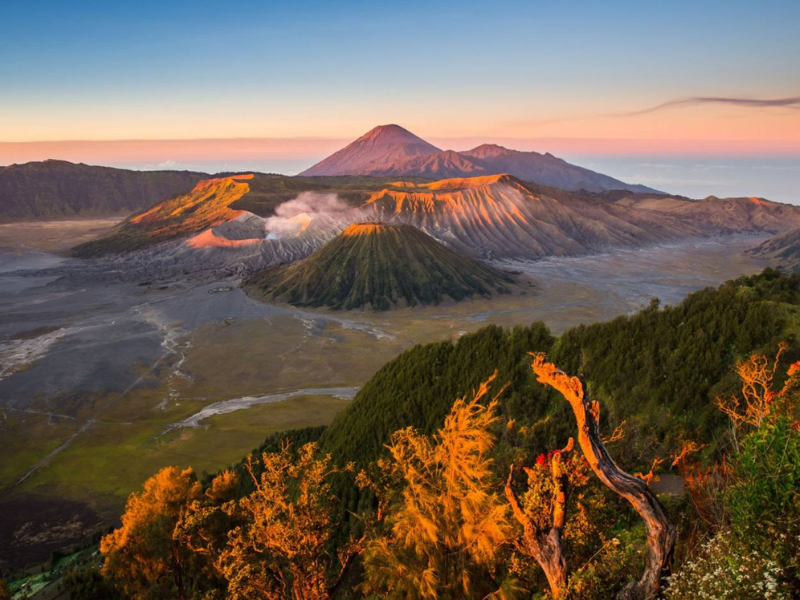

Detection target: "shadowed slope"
[614, 194, 800, 233]
[0, 160, 206, 222]
[246, 223, 515, 310]
[747, 227, 800, 268]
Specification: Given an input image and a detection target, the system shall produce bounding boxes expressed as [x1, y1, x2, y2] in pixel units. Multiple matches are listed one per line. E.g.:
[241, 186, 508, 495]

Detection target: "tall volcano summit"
[300, 125, 656, 193]
[300, 124, 441, 177]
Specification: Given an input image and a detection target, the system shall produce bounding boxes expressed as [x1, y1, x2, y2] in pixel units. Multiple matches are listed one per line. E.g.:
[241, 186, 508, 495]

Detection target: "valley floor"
[0, 217, 124, 255]
[0, 233, 773, 569]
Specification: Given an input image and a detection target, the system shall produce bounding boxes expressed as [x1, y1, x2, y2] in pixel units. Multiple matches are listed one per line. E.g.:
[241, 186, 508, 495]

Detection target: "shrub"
[664, 530, 789, 599]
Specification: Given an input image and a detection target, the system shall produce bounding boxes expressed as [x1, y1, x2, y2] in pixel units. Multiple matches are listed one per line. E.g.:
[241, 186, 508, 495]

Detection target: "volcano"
[300, 125, 656, 193]
[246, 223, 515, 310]
[300, 124, 441, 177]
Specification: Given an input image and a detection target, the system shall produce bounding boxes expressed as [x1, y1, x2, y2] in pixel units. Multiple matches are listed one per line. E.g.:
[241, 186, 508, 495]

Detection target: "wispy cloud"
[621, 96, 800, 116]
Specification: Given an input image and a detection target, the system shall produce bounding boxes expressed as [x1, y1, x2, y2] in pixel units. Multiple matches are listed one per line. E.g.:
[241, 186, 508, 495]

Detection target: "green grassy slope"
[246, 223, 515, 310]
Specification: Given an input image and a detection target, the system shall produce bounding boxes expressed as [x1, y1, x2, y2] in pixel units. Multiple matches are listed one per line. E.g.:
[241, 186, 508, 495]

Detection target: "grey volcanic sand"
[0, 255, 390, 410]
[0, 234, 770, 413]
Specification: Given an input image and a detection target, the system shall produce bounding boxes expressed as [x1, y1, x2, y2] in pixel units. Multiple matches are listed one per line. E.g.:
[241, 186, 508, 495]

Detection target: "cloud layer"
[623, 96, 800, 116]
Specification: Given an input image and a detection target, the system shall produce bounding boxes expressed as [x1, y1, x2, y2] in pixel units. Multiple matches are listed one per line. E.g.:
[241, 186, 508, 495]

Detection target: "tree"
[531, 354, 676, 600]
[213, 443, 358, 600]
[360, 374, 516, 598]
[100, 466, 203, 600]
[716, 342, 789, 448]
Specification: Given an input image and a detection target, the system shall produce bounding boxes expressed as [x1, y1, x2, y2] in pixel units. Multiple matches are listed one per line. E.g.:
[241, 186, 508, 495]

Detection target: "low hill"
[73, 175, 255, 257]
[300, 124, 656, 193]
[0, 160, 206, 222]
[614, 194, 800, 234]
[245, 222, 515, 310]
[747, 227, 800, 268]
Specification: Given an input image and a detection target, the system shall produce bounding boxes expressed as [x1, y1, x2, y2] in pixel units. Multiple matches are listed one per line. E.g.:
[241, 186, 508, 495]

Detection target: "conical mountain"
[300, 124, 441, 176]
[246, 223, 515, 310]
[300, 124, 657, 192]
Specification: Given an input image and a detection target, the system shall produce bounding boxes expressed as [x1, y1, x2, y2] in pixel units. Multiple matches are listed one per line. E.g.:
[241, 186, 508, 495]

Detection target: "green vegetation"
[320, 269, 799, 469]
[247, 223, 514, 310]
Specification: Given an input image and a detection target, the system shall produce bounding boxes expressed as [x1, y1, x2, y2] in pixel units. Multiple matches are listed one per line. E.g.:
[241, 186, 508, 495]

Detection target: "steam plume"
[265, 192, 351, 236]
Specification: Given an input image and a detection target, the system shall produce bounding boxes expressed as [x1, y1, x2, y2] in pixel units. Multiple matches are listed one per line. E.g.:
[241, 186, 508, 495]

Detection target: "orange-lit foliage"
[100, 466, 203, 600]
[715, 342, 788, 432]
[174, 469, 240, 573]
[671, 436, 730, 530]
[679, 344, 799, 530]
[213, 443, 358, 600]
[359, 374, 514, 599]
[633, 457, 664, 486]
[683, 458, 733, 530]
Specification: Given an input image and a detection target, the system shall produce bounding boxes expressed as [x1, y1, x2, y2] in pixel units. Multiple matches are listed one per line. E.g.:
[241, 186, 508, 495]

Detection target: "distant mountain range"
[246, 223, 514, 310]
[300, 124, 657, 193]
[0, 160, 206, 222]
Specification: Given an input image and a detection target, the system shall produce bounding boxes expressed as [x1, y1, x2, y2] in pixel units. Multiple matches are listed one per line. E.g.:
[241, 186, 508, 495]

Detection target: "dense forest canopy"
[320, 268, 799, 471]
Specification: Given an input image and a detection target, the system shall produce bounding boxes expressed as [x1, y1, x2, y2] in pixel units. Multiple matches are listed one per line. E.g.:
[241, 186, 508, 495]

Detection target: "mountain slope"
[300, 125, 655, 192]
[358, 175, 701, 259]
[300, 125, 441, 176]
[614, 195, 800, 234]
[72, 174, 255, 257]
[461, 144, 655, 193]
[0, 160, 206, 222]
[246, 223, 514, 310]
[747, 227, 800, 267]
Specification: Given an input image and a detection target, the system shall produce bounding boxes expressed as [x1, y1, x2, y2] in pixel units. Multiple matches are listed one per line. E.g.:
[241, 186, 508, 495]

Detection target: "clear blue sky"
[3, 0, 799, 140]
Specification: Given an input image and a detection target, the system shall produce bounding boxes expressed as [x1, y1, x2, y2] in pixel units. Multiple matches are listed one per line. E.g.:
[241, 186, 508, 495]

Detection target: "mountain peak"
[300, 124, 440, 176]
[358, 124, 425, 144]
[464, 143, 515, 159]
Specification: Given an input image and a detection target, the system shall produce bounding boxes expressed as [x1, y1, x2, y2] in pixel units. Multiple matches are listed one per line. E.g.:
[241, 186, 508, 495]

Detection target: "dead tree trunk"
[531, 354, 676, 600]
[504, 439, 573, 598]
[505, 465, 568, 597]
